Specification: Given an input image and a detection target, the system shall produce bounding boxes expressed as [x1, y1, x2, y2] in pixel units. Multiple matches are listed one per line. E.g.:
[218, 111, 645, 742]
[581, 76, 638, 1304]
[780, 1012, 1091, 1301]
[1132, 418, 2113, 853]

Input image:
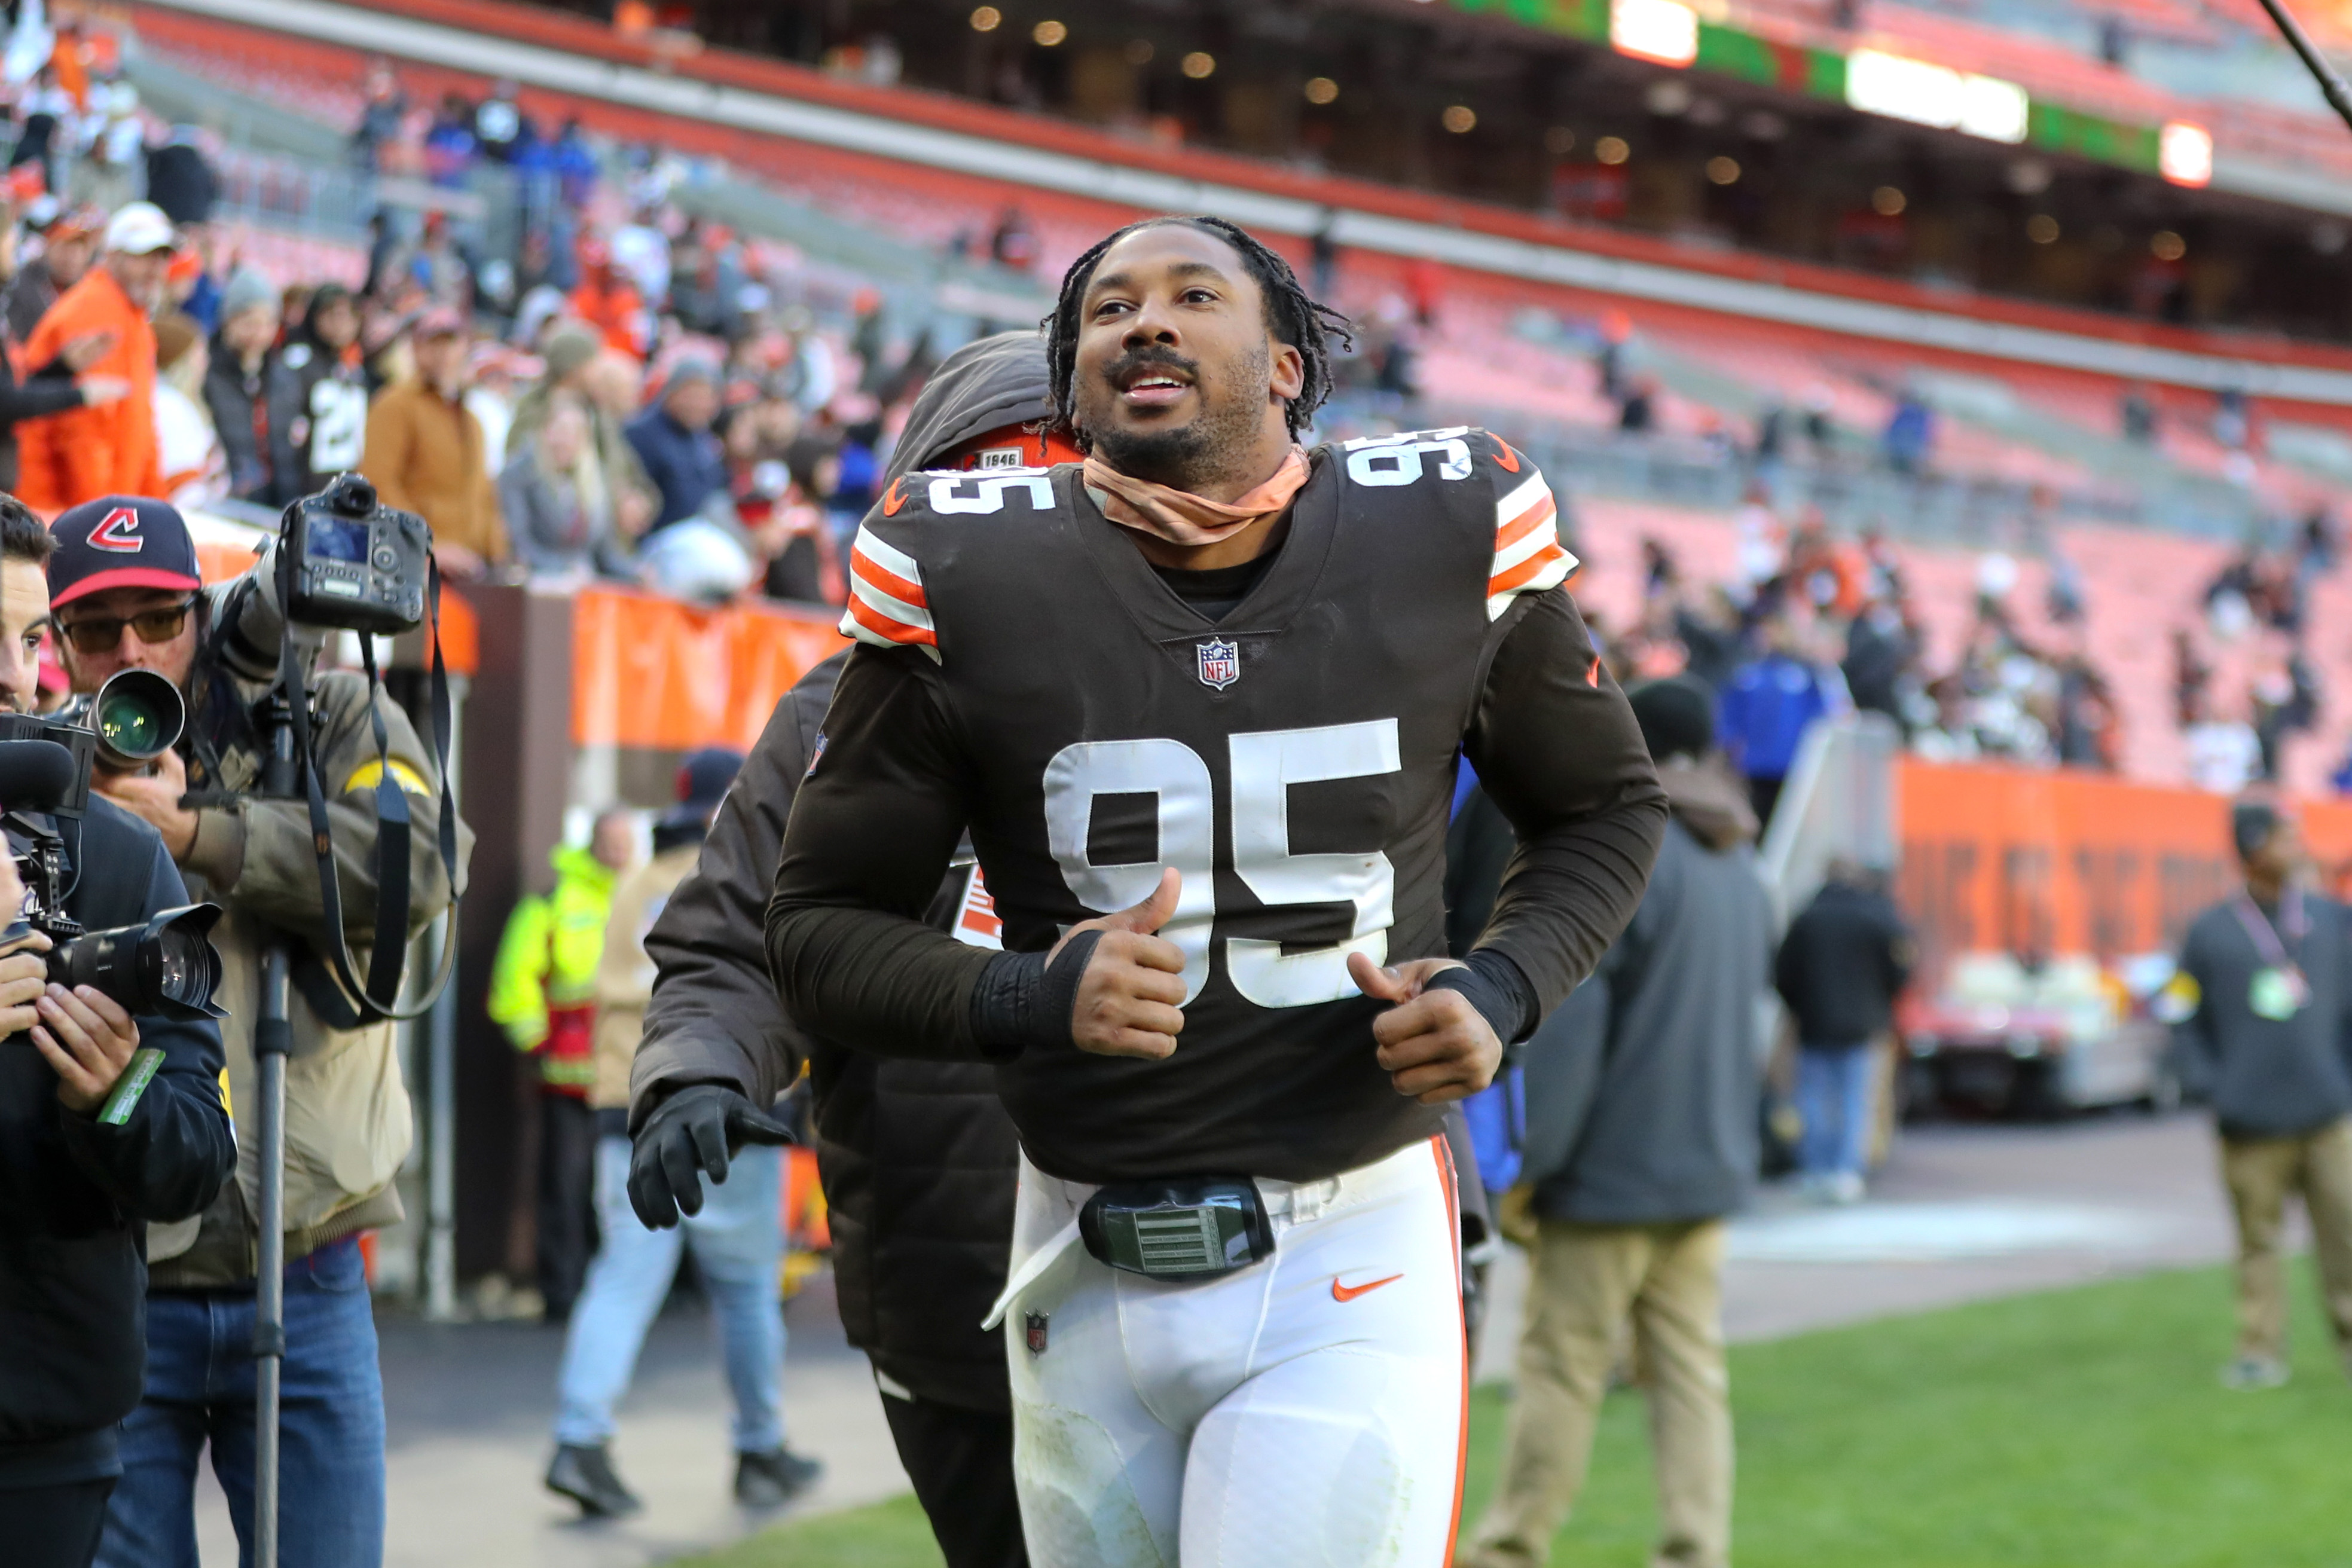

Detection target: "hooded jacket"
[623, 332, 1061, 1410]
[278, 313, 372, 492]
[1521, 759, 1774, 1225]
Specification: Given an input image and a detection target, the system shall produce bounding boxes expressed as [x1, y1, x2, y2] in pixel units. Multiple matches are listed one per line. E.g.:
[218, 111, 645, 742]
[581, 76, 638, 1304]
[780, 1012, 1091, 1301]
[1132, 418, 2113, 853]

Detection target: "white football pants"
[989, 1136, 1468, 1567]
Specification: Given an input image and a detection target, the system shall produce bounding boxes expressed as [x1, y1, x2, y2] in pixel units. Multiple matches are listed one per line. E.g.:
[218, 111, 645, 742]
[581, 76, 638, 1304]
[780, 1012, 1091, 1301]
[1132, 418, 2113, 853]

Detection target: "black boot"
[546, 1442, 643, 1517]
[734, 1446, 823, 1508]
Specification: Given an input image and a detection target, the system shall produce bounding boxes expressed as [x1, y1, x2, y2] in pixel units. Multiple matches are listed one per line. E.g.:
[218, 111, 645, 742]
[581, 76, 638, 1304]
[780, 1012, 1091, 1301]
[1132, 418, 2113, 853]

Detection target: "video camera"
[0, 735, 225, 1024]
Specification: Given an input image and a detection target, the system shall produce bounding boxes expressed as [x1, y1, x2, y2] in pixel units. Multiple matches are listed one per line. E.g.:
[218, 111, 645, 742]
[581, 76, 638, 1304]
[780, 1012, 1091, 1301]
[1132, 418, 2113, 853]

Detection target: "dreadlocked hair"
[1041, 215, 1354, 449]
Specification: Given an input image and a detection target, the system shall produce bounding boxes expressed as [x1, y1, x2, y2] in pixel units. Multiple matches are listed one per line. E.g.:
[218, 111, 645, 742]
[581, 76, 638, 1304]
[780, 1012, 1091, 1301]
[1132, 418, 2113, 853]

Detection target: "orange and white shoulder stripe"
[840, 525, 940, 660]
[1486, 467, 1575, 621]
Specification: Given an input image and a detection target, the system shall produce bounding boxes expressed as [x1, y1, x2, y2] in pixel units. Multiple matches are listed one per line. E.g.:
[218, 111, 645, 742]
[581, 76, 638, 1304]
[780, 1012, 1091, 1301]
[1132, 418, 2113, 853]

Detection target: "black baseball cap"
[48, 496, 204, 610]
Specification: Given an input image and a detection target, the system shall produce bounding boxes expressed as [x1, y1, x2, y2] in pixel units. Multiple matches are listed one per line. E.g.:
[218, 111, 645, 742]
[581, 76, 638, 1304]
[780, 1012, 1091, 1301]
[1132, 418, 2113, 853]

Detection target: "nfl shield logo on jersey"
[1025, 1312, 1050, 1355]
[1196, 637, 1241, 691]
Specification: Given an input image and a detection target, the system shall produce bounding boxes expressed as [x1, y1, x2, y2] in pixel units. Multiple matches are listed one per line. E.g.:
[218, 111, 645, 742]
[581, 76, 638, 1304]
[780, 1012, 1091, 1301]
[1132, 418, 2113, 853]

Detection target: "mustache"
[1101, 346, 1199, 385]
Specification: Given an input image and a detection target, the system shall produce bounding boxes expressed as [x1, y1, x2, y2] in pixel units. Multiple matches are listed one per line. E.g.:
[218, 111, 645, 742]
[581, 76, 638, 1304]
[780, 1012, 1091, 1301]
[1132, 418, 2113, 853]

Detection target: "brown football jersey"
[772, 428, 1664, 1184]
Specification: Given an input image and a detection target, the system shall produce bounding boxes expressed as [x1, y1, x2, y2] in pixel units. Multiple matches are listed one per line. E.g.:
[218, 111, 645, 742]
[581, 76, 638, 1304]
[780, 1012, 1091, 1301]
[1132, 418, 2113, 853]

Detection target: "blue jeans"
[1796, 1044, 1877, 1180]
[553, 1136, 787, 1453]
[96, 1234, 386, 1568]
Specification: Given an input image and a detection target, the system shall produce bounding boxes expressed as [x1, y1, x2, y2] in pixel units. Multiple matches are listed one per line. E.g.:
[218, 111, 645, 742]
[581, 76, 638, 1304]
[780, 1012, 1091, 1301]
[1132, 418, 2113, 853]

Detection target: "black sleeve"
[632, 675, 827, 1128]
[1460, 589, 1669, 1028]
[0, 357, 84, 426]
[53, 830, 236, 1222]
[764, 646, 1000, 1060]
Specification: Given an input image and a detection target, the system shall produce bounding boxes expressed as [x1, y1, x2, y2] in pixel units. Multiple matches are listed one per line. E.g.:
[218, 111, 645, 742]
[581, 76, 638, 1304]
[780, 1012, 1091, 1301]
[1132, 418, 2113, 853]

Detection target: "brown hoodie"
[1656, 754, 1759, 852]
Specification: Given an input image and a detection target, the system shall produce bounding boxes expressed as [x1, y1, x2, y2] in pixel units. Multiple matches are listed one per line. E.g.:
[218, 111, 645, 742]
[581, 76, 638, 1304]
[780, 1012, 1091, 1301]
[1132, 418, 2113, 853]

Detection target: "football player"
[755, 216, 1662, 1565]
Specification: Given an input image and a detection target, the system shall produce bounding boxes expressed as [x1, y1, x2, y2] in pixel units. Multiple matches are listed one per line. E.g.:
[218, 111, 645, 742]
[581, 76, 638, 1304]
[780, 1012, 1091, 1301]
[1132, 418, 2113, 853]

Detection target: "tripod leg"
[253, 947, 292, 1568]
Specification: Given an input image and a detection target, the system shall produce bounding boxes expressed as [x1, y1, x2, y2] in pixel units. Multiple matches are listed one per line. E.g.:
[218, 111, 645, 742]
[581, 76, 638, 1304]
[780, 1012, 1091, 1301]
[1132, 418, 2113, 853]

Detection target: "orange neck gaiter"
[1082, 446, 1311, 547]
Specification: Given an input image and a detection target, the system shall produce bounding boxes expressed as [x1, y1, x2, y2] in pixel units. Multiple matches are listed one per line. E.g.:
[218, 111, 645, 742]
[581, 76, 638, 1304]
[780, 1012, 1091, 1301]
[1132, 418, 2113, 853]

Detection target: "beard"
[1079, 339, 1272, 491]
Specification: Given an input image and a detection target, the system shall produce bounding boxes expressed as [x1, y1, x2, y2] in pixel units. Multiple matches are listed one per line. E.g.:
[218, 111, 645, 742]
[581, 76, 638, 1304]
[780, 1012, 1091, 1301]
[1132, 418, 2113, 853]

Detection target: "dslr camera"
[0, 729, 225, 1025]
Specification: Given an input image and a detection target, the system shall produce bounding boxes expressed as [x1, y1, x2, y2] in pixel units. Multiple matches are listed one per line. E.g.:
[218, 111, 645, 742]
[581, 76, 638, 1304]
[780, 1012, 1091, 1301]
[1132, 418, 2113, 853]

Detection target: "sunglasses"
[56, 599, 198, 656]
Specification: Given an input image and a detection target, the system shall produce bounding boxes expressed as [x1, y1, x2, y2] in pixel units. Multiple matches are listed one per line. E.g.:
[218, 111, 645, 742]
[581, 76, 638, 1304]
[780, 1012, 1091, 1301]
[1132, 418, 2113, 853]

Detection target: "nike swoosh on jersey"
[1331, 1272, 1405, 1303]
[1486, 469, 1575, 621]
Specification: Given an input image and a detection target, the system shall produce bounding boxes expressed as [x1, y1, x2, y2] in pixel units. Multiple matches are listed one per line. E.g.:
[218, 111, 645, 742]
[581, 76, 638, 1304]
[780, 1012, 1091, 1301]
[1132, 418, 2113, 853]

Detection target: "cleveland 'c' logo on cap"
[88, 508, 144, 554]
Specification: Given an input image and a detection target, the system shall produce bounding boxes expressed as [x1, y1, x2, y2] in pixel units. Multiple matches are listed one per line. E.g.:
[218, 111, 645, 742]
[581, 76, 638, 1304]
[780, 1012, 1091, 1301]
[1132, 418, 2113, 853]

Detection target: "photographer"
[39, 497, 466, 1568]
[0, 497, 234, 1568]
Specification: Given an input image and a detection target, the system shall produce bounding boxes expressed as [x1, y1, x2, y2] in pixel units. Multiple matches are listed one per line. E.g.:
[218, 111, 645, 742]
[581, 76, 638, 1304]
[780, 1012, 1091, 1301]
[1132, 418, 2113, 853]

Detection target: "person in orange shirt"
[568, 239, 646, 359]
[15, 203, 176, 514]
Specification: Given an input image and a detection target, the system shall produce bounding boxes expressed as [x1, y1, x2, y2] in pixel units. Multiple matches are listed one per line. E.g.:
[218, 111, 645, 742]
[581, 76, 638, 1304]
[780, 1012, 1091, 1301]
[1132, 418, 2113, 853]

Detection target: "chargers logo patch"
[1196, 637, 1239, 691]
[88, 507, 145, 553]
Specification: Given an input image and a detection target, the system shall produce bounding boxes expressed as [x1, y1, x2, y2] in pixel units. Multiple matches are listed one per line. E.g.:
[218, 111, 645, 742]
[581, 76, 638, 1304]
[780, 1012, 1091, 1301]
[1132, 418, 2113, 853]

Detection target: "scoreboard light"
[1611, 0, 1700, 68]
[2160, 121, 2214, 187]
[1845, 48, 2028, 144]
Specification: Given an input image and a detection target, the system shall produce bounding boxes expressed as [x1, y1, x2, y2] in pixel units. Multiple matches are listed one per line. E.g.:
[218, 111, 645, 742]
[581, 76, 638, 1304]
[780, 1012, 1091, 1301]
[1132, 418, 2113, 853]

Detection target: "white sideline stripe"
[143, 0, 2352, 405]
[1485, 552, 1574, 621]
[848, 525, 924, 588]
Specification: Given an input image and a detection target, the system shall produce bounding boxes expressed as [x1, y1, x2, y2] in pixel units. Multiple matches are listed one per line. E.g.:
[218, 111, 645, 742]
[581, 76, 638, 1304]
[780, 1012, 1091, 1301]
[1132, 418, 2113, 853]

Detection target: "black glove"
[627, 1084, 795, 1230]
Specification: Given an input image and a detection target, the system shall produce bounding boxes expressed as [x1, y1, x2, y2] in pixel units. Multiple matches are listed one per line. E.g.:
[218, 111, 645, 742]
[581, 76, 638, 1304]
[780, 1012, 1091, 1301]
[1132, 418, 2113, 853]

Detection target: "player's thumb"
[1100, 866, 1181, 935]
[1348, 949, 1410, 1004]
[725, 1100, 797, 1148]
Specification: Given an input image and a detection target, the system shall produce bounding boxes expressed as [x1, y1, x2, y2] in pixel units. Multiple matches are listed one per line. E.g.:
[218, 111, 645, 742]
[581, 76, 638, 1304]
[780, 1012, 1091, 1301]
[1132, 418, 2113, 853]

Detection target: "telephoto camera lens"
[89, 669, 185, 771]
[46, 904, 228, 1021]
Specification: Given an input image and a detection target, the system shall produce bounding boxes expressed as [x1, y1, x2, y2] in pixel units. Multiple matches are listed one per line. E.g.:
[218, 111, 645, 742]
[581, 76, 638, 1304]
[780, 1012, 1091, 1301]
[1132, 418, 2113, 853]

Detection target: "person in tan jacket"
[545, 747, 820, 1517]
[360, 306, 508, 577]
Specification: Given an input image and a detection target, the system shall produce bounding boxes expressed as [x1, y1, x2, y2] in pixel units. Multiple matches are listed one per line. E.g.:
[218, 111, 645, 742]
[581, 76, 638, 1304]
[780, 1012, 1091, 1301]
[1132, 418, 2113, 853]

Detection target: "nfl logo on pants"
[1196, 637, 1240, 690]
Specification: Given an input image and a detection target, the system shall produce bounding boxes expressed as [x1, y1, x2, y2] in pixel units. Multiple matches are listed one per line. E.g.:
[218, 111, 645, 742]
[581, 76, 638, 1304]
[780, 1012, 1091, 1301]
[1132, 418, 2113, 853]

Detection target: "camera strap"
[282, 556, 462, 1028]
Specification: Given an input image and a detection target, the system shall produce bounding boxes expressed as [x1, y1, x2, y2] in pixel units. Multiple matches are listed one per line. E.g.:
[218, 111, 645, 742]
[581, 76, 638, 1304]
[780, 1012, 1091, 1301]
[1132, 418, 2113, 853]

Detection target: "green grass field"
[683, 1261, 2352, 1567]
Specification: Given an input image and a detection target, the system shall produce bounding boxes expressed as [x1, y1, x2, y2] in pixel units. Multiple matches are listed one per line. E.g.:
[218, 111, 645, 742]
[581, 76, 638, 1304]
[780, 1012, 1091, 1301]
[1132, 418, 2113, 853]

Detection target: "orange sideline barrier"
[571, 588, 848, 750]
[1895, 759, 2352, 977]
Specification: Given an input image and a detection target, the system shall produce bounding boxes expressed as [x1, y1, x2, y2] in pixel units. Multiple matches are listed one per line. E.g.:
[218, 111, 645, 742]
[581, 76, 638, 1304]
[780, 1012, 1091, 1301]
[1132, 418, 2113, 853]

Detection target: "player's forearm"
[763, 900, 999, 1060]
[1475, 786, 1668, 1014]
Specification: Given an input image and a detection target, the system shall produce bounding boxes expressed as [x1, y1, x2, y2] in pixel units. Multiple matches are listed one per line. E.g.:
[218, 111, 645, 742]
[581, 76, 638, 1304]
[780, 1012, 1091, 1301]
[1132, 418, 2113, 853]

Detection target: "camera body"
[281, 473, 432, 637]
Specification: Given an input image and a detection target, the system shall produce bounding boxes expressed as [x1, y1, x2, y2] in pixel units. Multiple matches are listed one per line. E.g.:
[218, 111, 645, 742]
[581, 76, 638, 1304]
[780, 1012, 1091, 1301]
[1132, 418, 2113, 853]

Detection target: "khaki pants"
[1461, 1219, 1731, 1568]
[2220, 1115, 2352, 1364]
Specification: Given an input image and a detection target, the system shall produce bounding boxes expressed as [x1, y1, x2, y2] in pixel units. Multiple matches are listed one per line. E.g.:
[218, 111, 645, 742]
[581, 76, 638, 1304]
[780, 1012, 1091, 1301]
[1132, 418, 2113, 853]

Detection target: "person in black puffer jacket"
[200, 269, 307, 509]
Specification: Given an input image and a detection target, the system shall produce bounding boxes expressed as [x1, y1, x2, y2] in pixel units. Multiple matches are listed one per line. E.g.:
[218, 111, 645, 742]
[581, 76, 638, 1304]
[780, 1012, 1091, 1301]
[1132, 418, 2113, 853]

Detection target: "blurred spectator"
[464, 343, 528, 479]
[475, 80, 536, 164]
[544, 748, 820, 1518]
[411, 211, 476, 310]
[2185, 693, 2262, 794]
[624, 359, 725, 533]
[1616, 372, 1655, 433]
[509, 327, 659, 540]
[1468, 676, 1765, 1568]
[16, 201, 174, 512]
[142, 126, 218, 227]
[8, 204, 99, 341]
[1716, 616, 1845, 827]
[10, 66, 72, 197]
[1840, 598, 1917, 729]
[987, 204, 1038, 272]
[2251, 650, 2320, 783]
[424, 92, 480, 187]
[201, 268, 306, 508]
[1881, 390, 1933, 475]
[2168, 802, 2352, 1391]
[281, 282, 370, 488]
[489, 811, 636, 1324]
[350, 62, 408, 173]
[151, 313, 226, 509]
[361, 308, 508, 578]
[499, 393, 633, 580]
[72, 81, 142, 213]
[1776, 861, 1913, 1203]
[609, 206, 672, 309]
[551, 118, 599, 211]
[2052, 648, 2122, 771]
[2174, 626, 2213, 728]
[570, 240, 647, 359]
[0, 207, 121, 493]
[2120, 381, 2157, 444]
